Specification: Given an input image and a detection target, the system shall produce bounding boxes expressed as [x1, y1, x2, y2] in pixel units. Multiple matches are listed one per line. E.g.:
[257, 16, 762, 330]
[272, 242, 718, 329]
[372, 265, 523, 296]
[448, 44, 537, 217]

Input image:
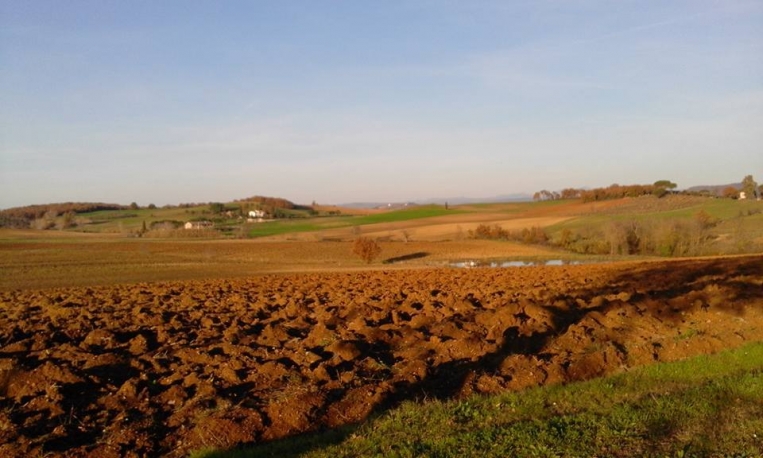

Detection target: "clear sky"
[1, 1, 761, 208]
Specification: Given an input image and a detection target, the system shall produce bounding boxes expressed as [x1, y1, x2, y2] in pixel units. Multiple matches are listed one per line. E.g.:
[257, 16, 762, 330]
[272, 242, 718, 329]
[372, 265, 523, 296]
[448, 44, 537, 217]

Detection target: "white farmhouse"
[248, 209, 266, 218]
[739, 191, 747, 200]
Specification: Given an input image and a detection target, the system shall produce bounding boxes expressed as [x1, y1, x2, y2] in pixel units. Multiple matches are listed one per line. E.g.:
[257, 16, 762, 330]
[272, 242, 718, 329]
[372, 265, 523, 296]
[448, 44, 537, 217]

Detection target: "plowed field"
[1, 256, 762, 457]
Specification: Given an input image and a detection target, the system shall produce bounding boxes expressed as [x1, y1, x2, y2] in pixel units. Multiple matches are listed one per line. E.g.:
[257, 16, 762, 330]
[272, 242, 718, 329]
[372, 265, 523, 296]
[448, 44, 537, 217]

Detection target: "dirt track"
[1, 256, 762, 457]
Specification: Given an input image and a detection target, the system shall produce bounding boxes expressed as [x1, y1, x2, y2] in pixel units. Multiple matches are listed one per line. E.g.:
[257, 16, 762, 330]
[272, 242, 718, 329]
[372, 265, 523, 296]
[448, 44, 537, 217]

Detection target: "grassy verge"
[193, 342, 763, 457]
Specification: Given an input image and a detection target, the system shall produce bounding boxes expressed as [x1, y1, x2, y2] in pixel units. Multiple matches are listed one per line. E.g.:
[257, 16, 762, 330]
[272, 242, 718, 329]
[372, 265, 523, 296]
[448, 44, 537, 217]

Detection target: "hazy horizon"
[2, 1, 761, 209]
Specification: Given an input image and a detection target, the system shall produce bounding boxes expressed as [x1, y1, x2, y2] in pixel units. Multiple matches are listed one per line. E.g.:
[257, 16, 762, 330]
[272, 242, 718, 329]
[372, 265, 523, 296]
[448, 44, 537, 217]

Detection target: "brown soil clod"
[0, 256, 762, 456]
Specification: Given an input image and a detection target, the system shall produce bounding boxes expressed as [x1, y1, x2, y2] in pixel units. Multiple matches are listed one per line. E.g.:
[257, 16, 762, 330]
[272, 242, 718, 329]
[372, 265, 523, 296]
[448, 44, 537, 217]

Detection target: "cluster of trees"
[579, 181, 677, 202]
[533, 181, 678, 202]
[536, 175, 763, 203]
[208, 202, 228, 214]
[229, 195, 319, 219]
[556, 211, 721, 257]
[0, 202, 124, 229]
[532, 189, 583, 201]
[469, 213, 760, 257]
[468, 224, 550, 245]
[206, 202, 317, 220]
[234, 195, 296, 209]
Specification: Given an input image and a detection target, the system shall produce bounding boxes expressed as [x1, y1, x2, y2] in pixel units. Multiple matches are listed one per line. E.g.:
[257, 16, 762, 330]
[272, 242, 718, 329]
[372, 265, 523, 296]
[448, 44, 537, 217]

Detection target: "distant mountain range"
[340, 193, 532, 209]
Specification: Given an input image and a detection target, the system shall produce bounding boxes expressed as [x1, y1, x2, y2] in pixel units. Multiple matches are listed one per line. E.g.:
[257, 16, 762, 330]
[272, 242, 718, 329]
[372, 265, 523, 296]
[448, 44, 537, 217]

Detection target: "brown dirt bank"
[1, 256, 762, 456]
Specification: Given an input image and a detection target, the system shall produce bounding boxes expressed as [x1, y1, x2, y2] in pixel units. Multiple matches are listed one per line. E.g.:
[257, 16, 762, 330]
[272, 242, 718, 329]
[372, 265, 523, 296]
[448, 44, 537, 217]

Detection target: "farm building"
[184, 221, 214, 230]
[248, 209, 266, 218]
[739, 191, 747, 200]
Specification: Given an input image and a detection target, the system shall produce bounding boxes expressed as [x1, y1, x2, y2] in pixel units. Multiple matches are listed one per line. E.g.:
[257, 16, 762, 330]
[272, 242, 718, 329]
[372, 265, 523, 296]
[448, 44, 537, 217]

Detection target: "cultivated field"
[0, 235, 562, 291]
[1, 255, 762, 456]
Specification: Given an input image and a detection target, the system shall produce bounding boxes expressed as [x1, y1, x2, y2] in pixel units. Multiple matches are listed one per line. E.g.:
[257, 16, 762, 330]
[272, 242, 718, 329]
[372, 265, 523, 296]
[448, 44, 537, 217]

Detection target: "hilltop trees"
[653, 180, 678, 197]
[580, 183, 668, 202]
[654, 180, 677, 190]
[533, 189, 583, 201]
[0, 202, 123, 229]
[560, 188, 582, 199]
[533, 190, 560, 201]
[534, 181, 678, 203]
[234, 195, 296, 210]
[209, 202, 226, 214]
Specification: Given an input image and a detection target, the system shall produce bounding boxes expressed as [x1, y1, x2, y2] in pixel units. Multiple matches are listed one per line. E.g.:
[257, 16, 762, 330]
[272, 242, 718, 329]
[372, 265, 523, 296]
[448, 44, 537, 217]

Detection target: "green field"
[193, 342, 763, 458]
[60, 203, 460, 239]
[463, 199, 569, 213]
[247, 205, 457, 238]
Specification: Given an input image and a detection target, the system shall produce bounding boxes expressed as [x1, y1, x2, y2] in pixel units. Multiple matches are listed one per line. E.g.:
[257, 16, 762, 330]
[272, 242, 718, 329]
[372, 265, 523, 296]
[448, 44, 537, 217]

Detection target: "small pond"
[450, 259, 603, 268]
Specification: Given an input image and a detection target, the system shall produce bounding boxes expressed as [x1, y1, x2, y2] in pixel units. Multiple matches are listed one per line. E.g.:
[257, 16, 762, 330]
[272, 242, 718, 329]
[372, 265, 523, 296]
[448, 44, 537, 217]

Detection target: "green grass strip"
[248, 205, 457, 238]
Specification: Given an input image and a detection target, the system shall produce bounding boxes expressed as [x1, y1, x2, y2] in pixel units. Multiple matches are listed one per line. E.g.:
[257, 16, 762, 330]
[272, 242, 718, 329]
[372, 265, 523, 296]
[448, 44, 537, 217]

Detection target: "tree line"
[534, 176, 763, 203]
[233, 195, 297, 210]
[0, 202, 124, 229]
[534, 180, 678, 202]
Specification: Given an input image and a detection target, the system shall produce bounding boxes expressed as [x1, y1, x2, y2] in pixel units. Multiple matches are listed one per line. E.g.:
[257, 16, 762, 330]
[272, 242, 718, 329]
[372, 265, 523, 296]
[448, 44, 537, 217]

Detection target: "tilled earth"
[1, 256, 762, 457]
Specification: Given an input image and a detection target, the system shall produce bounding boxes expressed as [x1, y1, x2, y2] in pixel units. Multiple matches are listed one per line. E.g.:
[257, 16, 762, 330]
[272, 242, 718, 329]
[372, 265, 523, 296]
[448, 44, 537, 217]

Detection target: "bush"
[209, 202, 225, 214]
[469, 224, 509, 240]
[150, 220, 183, 230]
[557, 216, 722, 257]
[353, 237, 382, 264]
[468, 224, 549, 245]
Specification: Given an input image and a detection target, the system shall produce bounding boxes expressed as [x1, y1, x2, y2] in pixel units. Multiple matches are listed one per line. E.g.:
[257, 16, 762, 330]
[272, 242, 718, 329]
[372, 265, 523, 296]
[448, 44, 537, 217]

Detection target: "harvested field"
[0, 237, 559, 290]
[1, 255, 762, 457]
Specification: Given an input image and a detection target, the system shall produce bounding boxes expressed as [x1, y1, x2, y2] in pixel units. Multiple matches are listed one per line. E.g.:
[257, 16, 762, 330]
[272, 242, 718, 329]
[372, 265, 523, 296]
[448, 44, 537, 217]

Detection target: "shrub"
[469, 224, 509, 240]
[209, 202, 226, 214]
[353, 237, 382, 264]
[150, 220, 183, 230]
[468, 224, 549, 245]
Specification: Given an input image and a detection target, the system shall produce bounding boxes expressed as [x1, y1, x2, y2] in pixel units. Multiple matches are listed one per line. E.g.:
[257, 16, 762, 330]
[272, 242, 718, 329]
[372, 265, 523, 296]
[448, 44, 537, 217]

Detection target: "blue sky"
[1, 1, 761, 208]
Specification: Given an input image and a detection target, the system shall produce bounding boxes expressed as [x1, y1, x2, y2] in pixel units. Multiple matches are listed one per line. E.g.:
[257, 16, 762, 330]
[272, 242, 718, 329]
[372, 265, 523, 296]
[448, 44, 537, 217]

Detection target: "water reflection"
[450, 259, 594, 268]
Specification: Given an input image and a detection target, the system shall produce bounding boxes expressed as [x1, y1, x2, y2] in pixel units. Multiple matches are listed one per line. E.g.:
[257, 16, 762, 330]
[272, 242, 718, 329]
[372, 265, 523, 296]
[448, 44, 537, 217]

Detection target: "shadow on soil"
[200, 256, 763, 457]
[382, 251, 429, 264]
